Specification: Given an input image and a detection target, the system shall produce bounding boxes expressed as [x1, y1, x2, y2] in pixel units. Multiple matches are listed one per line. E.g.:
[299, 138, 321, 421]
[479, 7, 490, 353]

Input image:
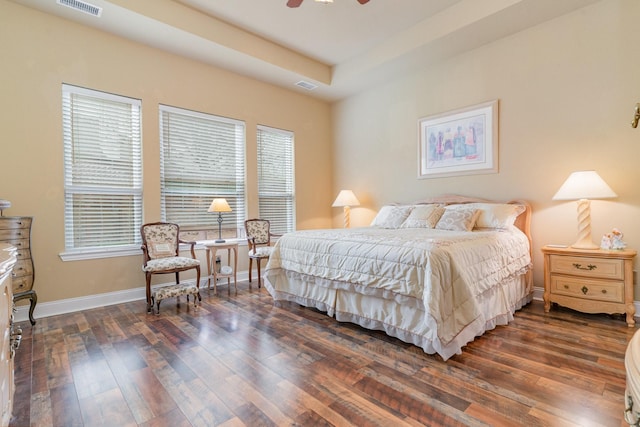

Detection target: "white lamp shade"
[208, 198, 232, 213]
[552, 171, 617, 201]
[332, 190, 360, 207]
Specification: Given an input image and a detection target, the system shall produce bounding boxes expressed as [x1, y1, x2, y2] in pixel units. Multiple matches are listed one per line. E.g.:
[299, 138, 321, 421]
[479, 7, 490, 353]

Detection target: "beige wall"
[333, 0, 640, 292]
[3, 0, 640, 306]
[0, 1, 333, 303]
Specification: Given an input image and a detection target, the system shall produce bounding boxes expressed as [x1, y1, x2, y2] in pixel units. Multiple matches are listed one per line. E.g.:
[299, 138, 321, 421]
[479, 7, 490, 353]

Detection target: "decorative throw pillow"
[435, 208, 480, 232]
[473, 203, 525, 229]
[447, 203, 525, 229]
[149, 242, 174, 259]
[370, 205, 414, 229]
[401, 205, 445, 228]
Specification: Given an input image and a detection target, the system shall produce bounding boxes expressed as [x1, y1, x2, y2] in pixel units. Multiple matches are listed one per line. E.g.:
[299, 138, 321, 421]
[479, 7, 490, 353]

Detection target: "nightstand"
[203, 241, 238, 295]
[542, 245, 637, 326]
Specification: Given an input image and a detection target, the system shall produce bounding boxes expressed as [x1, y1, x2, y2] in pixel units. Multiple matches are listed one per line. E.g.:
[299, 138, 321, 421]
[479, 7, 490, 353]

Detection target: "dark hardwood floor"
[9, 281, 636, 427]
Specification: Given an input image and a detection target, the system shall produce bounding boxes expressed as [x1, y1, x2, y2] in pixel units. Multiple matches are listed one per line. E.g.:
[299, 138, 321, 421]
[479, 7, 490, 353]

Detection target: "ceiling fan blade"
[357, 0, 370, 4]
[287, 0, 304, 7]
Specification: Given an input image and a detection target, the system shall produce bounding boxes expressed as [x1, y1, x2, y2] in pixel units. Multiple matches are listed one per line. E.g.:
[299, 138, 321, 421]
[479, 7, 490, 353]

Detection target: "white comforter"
[264, 226, 531, 353]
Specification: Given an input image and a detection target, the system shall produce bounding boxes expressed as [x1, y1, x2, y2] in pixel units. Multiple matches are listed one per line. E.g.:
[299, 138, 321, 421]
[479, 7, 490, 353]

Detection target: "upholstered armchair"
[140, 222, 201, 313]
[244, 219, 279, 288]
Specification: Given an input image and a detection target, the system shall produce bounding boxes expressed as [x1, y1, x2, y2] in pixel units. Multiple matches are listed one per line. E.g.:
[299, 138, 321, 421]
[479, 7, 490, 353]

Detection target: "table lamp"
[332, 190, 360, 228]
[208, 198, 232, 243]
[552, 170, 617, 249]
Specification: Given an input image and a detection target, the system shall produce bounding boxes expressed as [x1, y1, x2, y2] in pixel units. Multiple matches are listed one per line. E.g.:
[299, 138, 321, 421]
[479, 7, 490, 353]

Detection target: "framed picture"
[418, 100, 498, 179]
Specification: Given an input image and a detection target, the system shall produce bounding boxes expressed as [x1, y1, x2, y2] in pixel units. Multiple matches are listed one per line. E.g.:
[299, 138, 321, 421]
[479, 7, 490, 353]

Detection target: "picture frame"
[418, 99, 498, 179]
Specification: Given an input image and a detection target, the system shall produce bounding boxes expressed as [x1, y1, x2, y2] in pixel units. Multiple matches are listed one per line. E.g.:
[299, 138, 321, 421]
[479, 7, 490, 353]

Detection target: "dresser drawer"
[13, 248, 31, 262]
[11, 260, 33, 279]
[0, 217, 31, 230]
[0, 228, 31, 243]
[12, 275, 33, 294]
[550, 275, 624, 303]
[549, 254, 624, 280]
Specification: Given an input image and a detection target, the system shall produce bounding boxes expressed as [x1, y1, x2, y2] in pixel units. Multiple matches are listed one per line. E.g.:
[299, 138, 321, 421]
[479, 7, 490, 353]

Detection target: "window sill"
[60, 246, 142, 261]
[59, 240, 248, 261]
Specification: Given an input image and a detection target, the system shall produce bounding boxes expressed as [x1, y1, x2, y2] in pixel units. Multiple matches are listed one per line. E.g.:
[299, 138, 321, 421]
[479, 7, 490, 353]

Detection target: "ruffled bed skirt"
[264, 269, 532, 361]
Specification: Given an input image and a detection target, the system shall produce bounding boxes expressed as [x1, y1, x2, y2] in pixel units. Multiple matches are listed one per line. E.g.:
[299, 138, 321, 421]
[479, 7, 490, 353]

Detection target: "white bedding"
[264, 226, 532, 360]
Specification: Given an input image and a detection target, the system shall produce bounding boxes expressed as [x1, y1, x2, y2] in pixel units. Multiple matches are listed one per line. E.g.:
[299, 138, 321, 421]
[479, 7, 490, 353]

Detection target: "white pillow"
[447, 203, 524, 229]
[401, 205, 445, 229]
[370, 205, 414, 229]
[435, 208, 480, 232]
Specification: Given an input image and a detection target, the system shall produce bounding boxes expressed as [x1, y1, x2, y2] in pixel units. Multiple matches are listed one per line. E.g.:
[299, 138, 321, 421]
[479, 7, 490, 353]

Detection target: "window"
[61, 84, 143, 260]
[257, 125, 295, 234]
[160, 105, 246, 238]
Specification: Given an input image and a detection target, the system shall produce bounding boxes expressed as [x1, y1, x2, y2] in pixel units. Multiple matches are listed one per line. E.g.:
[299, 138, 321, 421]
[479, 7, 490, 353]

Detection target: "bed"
[263, 195, 533, 360]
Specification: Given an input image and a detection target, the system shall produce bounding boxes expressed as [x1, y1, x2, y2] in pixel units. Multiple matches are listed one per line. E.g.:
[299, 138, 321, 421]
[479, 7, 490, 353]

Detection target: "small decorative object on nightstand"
[542, 245, 637, 326]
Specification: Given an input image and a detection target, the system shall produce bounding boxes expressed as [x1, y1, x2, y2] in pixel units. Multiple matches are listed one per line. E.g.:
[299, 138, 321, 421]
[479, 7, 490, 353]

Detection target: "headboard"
[412, 193, 532, 257]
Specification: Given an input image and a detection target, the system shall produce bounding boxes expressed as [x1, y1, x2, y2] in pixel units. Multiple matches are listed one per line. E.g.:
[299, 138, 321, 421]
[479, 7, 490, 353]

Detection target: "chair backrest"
[244, 219, 271, 246]
[141, 222, 180, 260]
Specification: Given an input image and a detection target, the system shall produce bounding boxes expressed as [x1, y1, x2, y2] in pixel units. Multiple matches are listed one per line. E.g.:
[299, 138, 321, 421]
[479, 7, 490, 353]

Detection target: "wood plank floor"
[9, 281, 636, 427]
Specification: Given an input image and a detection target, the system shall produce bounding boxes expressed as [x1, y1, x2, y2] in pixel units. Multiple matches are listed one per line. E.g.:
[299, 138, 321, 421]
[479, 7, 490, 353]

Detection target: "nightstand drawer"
[549, 255, 624, 280]
[550, 276, 623, 303]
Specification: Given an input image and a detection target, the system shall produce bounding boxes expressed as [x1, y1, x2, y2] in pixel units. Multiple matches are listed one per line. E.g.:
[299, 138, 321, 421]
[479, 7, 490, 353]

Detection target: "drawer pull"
[573, 263, 597, 271]
[602, 289, 607, 294]
[581, 286, 589, 295]
[564, 285, 569, 289]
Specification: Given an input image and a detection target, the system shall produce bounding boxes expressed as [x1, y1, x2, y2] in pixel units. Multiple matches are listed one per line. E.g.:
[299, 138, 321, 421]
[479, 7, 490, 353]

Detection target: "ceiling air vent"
[295, 81, 318, 91]
[57, 0, 103, 17]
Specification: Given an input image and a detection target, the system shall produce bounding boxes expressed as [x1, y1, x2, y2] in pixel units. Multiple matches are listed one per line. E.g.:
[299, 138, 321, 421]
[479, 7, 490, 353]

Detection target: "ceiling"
[11, 0, 600, 101]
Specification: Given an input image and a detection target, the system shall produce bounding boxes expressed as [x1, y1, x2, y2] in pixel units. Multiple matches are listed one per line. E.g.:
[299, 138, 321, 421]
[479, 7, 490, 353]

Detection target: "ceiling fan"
[287, 0, 370, 7]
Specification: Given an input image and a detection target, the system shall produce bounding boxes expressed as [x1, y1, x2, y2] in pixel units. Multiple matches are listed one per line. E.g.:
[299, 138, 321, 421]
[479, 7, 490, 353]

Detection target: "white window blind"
[160, 105, 246, 235]
[257, 125, 295, 234]
[62, 84, 143, 254]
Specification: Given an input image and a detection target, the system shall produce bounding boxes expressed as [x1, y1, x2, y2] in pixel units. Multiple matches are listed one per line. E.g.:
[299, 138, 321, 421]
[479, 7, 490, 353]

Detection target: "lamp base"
[570, 241, 599, 250]
[215, 212, 225, 243]
[571, 199, 598, 250]
[343, 206, 351, 228]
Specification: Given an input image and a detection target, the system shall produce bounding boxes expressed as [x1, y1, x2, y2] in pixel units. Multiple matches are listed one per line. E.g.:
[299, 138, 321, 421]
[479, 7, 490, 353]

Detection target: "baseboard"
[532, 286, 544, 301]
[13, 271, 250, 323]
[14, 282, 640, 324]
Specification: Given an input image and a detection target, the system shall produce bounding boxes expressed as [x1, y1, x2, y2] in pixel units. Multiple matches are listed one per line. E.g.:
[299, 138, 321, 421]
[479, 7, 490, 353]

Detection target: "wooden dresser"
[0, 244, 17, 427]
[542, 245, 637, 326]
[0, 217, 36, 325]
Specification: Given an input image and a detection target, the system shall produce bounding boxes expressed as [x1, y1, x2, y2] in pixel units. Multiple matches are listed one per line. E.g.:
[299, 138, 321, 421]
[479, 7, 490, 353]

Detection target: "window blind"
[159, 105, 246, 234]
[62, 84, 143, 252]
[257, 125, 295, 234]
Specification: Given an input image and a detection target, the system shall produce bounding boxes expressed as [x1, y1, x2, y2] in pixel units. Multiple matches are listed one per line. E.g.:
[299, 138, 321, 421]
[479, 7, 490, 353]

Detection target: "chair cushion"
[143, 257, 200, 272]
[248, 246, 273, 258]
[152, 283, 199, 302]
